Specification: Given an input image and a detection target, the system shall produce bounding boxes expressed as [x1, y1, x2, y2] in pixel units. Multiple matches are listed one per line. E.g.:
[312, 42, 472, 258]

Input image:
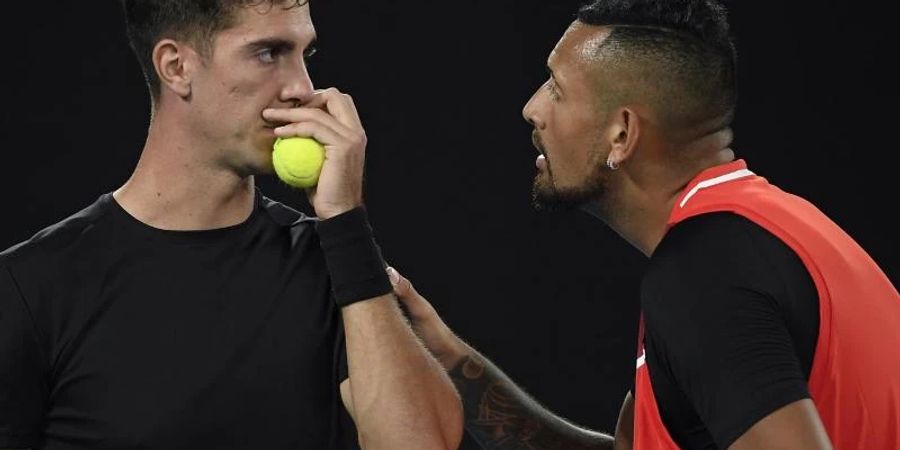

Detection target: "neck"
[114, 109, 256, 231]
[599, 129, 735, 257]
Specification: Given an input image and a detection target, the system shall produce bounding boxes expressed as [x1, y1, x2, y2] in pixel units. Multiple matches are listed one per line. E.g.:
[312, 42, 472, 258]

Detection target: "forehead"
[549, 22, 612, 73]
[216, 3, 315, 46]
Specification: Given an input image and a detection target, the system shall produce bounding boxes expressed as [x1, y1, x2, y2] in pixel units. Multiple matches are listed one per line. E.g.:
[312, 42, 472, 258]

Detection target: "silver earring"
[607, 156, 620, 170]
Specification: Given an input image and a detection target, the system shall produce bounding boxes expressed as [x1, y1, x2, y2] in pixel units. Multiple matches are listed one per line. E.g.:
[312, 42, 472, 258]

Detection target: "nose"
[280, 59, 315, 107]
[522, 86, 543, 129]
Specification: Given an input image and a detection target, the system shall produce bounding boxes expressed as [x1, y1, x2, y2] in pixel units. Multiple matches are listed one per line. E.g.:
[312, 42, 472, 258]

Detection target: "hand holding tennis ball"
[262, 88, 367, 220]
[272, 137, 325, 189]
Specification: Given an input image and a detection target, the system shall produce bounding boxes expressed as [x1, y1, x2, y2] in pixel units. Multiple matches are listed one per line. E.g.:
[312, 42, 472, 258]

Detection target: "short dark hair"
[577, 0, 737, 131]
[120, 0, 308, 102]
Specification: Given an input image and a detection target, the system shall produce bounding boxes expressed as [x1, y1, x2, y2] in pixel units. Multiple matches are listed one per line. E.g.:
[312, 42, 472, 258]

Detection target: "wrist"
[316, 207, 392, 307]
[440, 336, 471, 371]
[314, 193, 363, 220]
[316, 203, 361, 220]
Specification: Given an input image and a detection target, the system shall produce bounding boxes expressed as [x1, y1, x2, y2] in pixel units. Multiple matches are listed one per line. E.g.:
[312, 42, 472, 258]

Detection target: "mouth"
[531, 131, 546, 157]
[532, 131, 550, 172]
[263, 120, 290, 130]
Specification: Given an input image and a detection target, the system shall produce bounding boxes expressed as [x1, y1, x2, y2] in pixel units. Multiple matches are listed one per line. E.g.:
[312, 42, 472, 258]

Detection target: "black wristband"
[316, 207, 392, 308]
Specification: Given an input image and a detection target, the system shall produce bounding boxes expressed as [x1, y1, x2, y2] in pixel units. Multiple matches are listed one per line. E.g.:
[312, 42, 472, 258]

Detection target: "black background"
[1, 1, 896, 448]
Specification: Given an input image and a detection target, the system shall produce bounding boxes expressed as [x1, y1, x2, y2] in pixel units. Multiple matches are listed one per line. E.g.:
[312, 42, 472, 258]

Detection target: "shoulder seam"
[1, 265, 53, 376]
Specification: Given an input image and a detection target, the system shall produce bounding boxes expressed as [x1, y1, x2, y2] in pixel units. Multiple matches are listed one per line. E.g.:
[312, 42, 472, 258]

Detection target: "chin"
[251, 158, 276, 176]
[232, 152, 275, 179]
[251, 138, 277, 172]
[532, 173, 609, 211]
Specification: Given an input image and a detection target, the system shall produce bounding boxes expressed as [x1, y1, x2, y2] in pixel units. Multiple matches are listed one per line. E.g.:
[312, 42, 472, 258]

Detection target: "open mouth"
[532, 133, 550, 167]
[531, 131, 546, 156]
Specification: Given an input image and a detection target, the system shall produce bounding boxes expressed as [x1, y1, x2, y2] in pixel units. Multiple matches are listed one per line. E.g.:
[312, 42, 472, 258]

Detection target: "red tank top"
[633, 160, 900, 449]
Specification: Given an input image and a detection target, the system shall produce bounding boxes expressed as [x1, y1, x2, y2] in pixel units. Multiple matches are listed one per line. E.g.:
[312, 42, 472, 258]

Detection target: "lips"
[532, 131, 547, 157]
[263, 121, 290, 129]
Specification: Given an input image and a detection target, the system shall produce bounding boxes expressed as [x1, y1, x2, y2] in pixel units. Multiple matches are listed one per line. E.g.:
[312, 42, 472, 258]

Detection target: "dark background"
[1, 1, 896, 448]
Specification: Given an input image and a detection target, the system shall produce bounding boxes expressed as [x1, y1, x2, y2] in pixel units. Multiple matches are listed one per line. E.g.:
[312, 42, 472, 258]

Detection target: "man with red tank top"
[632, 160, 899, 449]
[383, 0, 900, 449]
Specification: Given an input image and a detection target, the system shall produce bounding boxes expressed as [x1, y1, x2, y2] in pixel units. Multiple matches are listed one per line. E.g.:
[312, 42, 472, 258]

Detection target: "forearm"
[450, 349, 614, 450]
[343, 295, 463, 450]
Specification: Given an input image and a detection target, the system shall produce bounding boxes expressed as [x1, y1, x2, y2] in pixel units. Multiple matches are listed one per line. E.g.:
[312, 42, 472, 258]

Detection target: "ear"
[152, 38, 198, 100]
[605, 106, 641, 168]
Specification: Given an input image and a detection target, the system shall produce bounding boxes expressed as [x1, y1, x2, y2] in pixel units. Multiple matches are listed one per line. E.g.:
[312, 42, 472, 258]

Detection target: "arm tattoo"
[449, 353, 615, 450]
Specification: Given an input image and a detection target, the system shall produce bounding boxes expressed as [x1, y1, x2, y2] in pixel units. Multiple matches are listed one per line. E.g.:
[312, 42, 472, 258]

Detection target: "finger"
[273, 121, 344, 147]
[387, 267, 422, 305]
[304, 88, 363, 130]
[263, 107, 353, 137]
[387, 266, 409, 296]
[387, 266, 401, 287]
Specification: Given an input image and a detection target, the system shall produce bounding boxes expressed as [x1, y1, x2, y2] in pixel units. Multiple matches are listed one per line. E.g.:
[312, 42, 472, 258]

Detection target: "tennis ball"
[272, 137, 326, 189]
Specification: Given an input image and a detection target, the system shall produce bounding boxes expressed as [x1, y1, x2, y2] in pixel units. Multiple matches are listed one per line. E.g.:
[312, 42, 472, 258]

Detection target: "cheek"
[219, 80, 258, 109]
[548, 128, 602, 185]
[212, 78, 271, 128]
[551, 119, 593, 163]
[227, 83, 243, 98]
[204, 65, 267, 106]
[224, 73, 267, 98]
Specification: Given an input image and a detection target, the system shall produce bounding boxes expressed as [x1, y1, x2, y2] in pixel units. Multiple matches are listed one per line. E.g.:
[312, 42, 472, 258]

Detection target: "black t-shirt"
[0, 190, 357, 449]
[641, 213, 819, 449]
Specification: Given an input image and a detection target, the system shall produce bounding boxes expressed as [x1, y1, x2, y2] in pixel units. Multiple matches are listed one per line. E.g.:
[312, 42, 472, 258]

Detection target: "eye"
[545, 79, 560, 100]
[303, 46, 317, 60]
[258, 48, 278, 64]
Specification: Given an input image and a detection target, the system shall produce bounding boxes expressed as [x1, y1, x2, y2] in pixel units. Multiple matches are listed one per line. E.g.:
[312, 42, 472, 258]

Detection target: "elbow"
[355, 394, 463, 450]
[414, 419, 463, 450]
[413, 389, 465, 450]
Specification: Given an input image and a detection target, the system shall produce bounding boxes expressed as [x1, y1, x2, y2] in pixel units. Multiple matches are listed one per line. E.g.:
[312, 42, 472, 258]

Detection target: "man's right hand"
[386, 267, 622, 450]
[263, 88, 366, 221]
[387, 267, 469, 370]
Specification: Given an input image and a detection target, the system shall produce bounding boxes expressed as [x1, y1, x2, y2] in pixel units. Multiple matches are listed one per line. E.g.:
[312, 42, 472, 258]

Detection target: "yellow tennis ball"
[272, 137, 326, 189]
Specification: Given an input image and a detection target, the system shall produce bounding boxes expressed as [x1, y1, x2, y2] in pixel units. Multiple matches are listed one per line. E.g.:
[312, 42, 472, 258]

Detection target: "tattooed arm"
[387, 268, 633, 450]
[449, 349, 633, 450]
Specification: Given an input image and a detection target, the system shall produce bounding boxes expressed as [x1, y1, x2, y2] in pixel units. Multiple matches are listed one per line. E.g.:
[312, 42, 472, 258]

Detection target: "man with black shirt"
[389, 0, 900, 449]
[0, 1, 462, 449]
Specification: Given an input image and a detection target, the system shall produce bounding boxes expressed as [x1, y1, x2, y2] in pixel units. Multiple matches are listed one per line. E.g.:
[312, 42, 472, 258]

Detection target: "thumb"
[386, 266, 413, 298]
[386, 266, 432, 318]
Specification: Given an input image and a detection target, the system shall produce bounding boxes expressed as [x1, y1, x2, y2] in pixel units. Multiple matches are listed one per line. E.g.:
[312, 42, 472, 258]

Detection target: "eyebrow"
[243, 36, 318, 54]
[546, 64, 563, 92]
[244, 37, 295, 52]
